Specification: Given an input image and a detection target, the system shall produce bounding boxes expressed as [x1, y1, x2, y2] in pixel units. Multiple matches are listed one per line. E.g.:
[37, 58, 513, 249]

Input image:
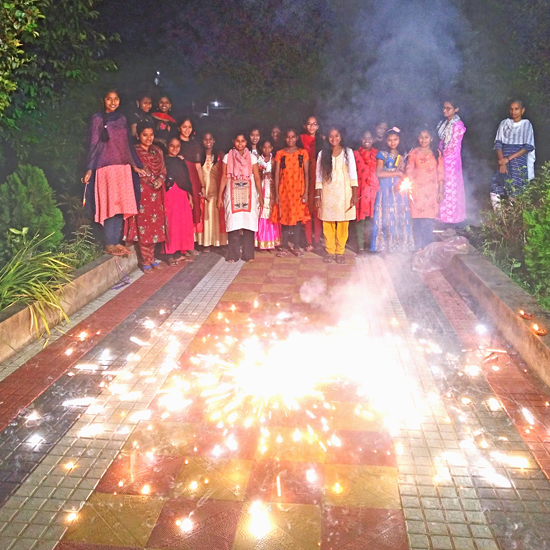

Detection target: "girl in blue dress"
[370, 128, 415, 252]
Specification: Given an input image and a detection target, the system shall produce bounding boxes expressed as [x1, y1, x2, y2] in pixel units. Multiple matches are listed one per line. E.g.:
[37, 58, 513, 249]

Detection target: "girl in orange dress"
[405, 128, 445, 250]
[273, 128, 310, 257]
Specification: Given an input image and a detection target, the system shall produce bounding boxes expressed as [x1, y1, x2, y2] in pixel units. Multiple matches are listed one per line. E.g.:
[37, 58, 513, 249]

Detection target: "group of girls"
[84, 89, 469, 270]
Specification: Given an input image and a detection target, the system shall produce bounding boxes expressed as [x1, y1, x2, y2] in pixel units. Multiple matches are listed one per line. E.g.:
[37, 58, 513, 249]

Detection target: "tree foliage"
[0, 0, 118, 192]
[0, 0, 42, 114]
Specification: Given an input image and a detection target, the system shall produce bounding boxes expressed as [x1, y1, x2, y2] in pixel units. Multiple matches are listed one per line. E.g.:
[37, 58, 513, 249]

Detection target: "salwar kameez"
[315, 148, 358, 257]
[436, 116, 466, 223]
[124, 144, 167, 266]
[198, 154, 227, 247]
[223, 149, 260, 262]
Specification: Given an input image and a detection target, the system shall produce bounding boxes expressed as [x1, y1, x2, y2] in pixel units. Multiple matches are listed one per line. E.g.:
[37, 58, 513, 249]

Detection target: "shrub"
[0, 165, 64, 264]
[524, 164, 550, 299]
[61, 226, 103, 270]
[473, 161, 550, 311]
[0, 232, 73, 336]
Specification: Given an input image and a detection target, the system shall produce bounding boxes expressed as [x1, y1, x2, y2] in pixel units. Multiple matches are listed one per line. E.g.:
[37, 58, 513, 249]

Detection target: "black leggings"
[227, 229, 255, 262]
[281, 222, 305, 250]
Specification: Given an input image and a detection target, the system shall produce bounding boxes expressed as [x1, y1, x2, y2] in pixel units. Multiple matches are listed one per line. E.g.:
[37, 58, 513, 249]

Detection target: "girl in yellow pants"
[315, 127, 358, 264]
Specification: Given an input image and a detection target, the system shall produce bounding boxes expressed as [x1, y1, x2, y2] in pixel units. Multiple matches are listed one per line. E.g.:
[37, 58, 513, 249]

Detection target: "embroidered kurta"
[275, 148, 310, 225]
[124, 144, 167, 245]
[222, 152, 260, 232]
[436, 118, 466, 223]
[354, 147, 379, 219]
[406, 148, 444, 219]
[315, 148, 358, 222]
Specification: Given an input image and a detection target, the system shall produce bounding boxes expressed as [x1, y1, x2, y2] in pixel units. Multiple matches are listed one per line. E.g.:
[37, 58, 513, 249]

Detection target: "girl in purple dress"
[436, 100, 466, 224]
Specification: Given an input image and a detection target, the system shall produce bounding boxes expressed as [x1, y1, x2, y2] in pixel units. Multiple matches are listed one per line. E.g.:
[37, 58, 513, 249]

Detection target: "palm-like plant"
[0, 232, 73, 336]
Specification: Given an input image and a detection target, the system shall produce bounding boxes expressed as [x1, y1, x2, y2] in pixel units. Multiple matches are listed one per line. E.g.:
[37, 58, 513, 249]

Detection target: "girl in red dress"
[353, 130, 379, 253]
[299, 116, 324, 251]
[124, 123, 168, 272]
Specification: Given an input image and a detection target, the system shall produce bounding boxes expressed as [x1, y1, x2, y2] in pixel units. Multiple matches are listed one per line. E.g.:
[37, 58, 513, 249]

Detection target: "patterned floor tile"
[63, 492, 165, 547]
[145, 498, 242, 550]
[325, 430, 396, 467]
[232, 501, 322, 550]
[170, 457, 252, 501]
[321, 507, 408, 550]
[254, 426, 327, 463]
[95, 453, 185, 496]
[323, 464, 400, 509]
[245, 460, 325, 504]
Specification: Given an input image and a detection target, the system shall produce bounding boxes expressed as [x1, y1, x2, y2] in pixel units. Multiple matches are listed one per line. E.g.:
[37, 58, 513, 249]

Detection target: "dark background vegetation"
[2, 0, 550, 228]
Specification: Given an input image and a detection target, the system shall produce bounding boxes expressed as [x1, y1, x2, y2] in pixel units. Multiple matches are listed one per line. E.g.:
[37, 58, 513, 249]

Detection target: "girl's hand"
[301, 193, 307, 203]
[258, 194, 264, 209]
[82, 170, 92, 184]
[498, 157, 509, 166]
[351, 187, 358, 207]
[437, 189, 445, 203]
[189, 195, 194, 210]
[314, 196, 321, 210]
[217, 197, 223, 209]
[499, 164, 508, 174]
[133, 166, 147, 177]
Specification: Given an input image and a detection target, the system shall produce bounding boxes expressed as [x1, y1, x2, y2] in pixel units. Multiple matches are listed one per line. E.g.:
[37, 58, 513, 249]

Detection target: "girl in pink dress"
[163, 138, 195, 264]
[436, 101, 466, 224]
[255, 139, 281, 250]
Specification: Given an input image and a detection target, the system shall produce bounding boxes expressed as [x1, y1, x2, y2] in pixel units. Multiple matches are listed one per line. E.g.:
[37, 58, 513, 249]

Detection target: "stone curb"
[0, 253, 138, 364]
[443, 250, 550, 387]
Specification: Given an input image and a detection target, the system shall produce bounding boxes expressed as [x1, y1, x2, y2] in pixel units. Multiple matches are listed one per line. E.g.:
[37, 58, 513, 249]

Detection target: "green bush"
[61, 226, 103, 270]
[0, 232, 72, 336]
[524, 164, 550, 299]
[473, 161, 550, 311]
[0, 165, 64, 264]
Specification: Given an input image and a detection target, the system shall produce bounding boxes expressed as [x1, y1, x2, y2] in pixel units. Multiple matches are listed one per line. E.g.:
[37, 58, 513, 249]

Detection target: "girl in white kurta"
[218, 132, 263, 262]
[315, 128, 358, 264]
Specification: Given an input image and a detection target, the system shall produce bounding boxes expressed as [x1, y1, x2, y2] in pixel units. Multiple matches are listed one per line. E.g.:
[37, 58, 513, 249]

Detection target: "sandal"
[116, 244, 133, 255]
[323, 254, 334, 263]
[335, 255, 346, 264]
[106, 245, 126, 256]
[305, 244, 314, 252]
[142, 265, 152, 273]
[167, 257, 178, 266]
[290, 248, 304, 257]
[151, 261, 163, 270]
[276, 249, 290, 257]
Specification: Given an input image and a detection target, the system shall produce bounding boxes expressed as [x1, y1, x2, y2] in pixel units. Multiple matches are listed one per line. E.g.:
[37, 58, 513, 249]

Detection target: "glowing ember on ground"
[177, 517, 193, 532]
[249, 501, 271, 537]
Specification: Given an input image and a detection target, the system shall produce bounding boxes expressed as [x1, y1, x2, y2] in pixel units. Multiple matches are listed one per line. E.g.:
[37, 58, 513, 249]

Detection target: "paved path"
[0, 251, 549, 550]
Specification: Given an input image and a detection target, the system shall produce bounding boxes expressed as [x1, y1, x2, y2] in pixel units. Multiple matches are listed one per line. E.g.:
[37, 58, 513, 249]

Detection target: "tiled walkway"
[0, 251, 549, 549]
